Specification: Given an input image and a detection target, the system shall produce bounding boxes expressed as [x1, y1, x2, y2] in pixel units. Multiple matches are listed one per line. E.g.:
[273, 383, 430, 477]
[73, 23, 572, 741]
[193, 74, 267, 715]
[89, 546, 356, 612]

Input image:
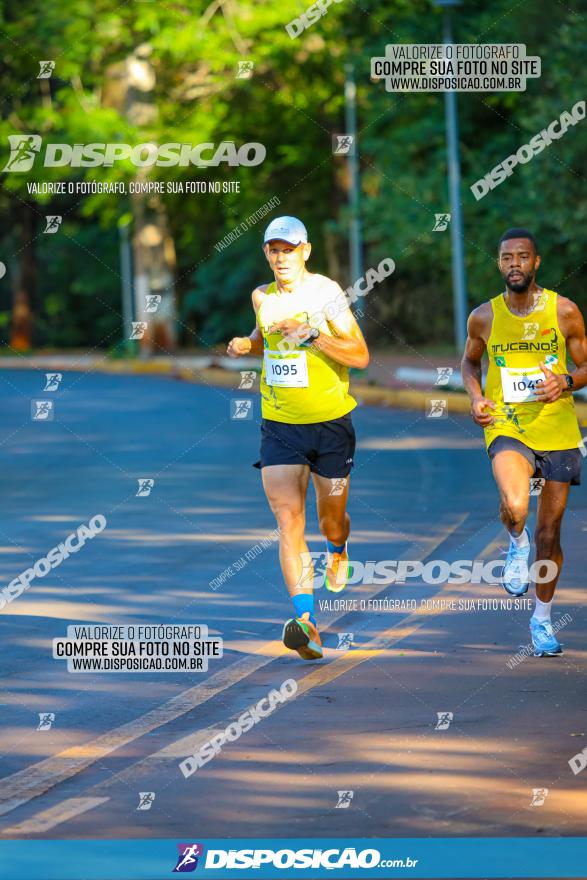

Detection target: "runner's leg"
[262, 464, 323, 660]
[534, 480, 570, 603]
[491, 450, 533, 535]
[492, 449, 534, 594]
[261, 463, 312, 595]
[312, 473, 351, 590]
[312, 472, 351, 547]
[529, 479, 569, 655]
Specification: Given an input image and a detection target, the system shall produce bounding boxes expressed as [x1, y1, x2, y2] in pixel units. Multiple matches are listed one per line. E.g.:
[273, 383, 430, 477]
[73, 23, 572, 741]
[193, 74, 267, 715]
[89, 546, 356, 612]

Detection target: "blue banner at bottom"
[1, 837, 586, 879]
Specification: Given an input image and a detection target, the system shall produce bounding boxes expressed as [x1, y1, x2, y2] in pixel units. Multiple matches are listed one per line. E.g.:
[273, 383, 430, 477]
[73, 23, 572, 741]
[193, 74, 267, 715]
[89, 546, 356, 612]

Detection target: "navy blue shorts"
[253, 414, 356, 478]
[487, 435, 582, 485]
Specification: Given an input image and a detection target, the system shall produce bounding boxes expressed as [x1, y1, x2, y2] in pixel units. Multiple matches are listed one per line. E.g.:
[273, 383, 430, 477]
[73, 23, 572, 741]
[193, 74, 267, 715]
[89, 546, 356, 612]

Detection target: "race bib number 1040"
[500, 365, 546, 403]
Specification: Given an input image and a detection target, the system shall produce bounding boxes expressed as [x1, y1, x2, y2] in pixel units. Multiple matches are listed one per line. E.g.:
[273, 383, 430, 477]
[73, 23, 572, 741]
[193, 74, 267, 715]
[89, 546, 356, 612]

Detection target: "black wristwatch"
[300, 327, 320, 346]
[564, 373, 574, 391]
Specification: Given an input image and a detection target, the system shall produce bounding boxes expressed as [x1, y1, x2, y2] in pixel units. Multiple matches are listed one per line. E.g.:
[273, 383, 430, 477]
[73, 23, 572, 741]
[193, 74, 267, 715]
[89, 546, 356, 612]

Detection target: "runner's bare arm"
[226, 287, 266, 357]
[559, 298, 587, 391]
[311, 302, 369, 369]
[461, 304, 496, 426]
[270, 304, 368, 369]
[536, 299, 587, 401]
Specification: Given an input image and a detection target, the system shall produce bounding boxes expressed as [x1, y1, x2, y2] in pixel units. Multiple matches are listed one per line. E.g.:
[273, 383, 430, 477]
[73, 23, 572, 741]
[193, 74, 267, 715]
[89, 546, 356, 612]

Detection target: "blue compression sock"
[292, 593, 316, 626]
[327, 540, 346, 554]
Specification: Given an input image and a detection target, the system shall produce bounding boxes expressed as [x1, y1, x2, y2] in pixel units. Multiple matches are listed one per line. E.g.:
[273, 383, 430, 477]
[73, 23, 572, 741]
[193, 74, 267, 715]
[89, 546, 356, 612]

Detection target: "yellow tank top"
[484, 288, 581, 451]
[257, 275, 357, 424]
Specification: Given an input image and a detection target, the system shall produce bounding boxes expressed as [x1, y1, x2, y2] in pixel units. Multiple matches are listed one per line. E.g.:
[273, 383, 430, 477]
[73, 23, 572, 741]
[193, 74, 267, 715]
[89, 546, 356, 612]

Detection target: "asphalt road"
[0, 369, 586, 843]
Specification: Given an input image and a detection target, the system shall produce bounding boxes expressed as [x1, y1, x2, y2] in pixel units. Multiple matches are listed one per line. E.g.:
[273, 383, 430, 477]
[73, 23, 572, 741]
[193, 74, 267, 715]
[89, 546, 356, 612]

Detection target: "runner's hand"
[535, 362, 564, 402]
[269, 319, 312, 343]
[471, 396, 496, 426]
[227, 337, 252, 358]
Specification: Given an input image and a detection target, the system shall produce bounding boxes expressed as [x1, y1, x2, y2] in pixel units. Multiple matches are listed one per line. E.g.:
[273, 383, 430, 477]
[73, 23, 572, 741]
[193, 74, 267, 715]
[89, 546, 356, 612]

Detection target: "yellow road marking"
[1, 798, 109, 835]
[0, 516, 466, 820]
[1, 523, 505, 834]
[16, 569, 489, 827]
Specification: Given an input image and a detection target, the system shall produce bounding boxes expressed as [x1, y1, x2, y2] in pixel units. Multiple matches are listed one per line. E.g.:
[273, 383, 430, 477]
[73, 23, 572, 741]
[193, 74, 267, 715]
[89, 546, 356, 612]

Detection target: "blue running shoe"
[502, 527, 531, 596]
[530, 618, 562, 657]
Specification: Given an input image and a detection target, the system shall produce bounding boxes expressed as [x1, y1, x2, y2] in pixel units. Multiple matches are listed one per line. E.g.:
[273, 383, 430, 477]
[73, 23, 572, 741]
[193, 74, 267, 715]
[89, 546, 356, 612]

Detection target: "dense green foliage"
[0, 0, 585, 351]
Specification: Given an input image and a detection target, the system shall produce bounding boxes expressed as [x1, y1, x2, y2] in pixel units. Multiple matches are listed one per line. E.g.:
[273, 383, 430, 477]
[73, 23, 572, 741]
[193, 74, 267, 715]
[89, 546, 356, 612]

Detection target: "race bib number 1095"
[264, 350, 309, 387]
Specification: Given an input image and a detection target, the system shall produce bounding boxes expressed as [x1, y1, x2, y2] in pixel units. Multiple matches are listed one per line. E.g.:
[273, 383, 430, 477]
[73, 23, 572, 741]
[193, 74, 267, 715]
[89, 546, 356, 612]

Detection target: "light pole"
[433, 0, 467, 350]
[344, 62, 364, 306]
[118, 216, 135, 353]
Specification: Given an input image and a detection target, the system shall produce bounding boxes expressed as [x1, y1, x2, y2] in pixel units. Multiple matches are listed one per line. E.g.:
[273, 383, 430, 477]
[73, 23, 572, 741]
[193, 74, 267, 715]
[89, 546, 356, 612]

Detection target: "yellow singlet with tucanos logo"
[257, 274, 357, 424]
[484, 288, 581, 451]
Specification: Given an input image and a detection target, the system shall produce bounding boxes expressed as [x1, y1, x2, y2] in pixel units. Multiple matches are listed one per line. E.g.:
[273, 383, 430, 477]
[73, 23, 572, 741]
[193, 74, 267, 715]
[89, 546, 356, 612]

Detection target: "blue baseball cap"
[263, 216, 308, 246]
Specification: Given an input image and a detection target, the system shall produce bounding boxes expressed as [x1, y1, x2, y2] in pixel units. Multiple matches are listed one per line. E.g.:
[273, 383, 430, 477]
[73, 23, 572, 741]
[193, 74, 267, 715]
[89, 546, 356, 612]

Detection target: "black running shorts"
[253, 414, 356, 478]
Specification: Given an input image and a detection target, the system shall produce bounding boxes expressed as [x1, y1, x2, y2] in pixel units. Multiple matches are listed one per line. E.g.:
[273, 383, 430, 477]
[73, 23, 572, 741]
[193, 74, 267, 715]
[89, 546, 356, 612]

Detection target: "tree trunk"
[10, 203, 36, 350]
[104, 46, 178, 354]
[131, 177, 177, 355]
